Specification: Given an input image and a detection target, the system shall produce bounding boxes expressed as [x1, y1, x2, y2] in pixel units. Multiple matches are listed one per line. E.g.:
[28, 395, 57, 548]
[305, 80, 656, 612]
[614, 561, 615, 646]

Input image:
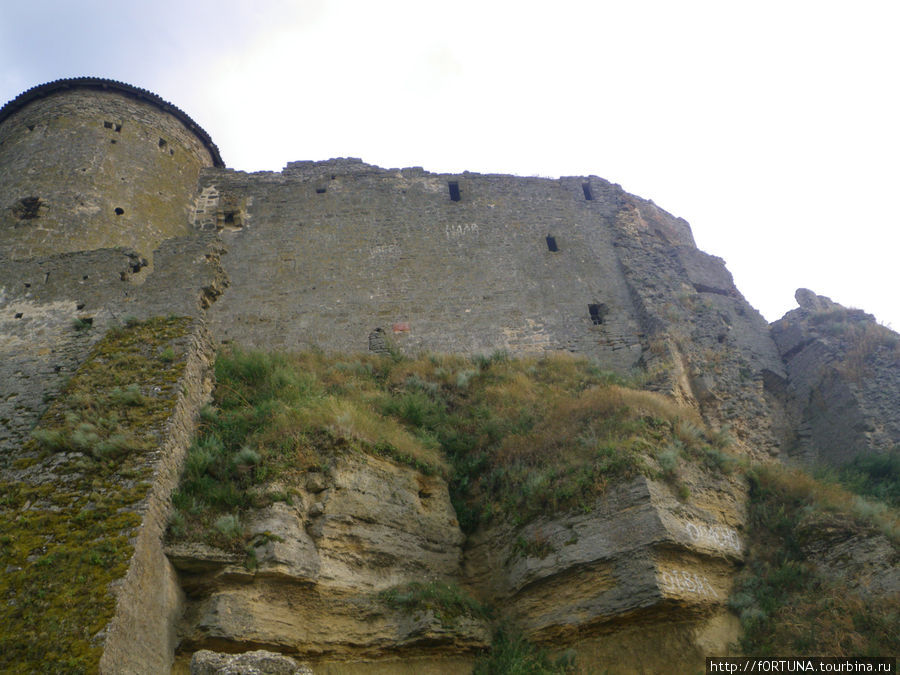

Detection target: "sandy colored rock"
[175, 451, 483, 663]
[190, 649, 312, 674]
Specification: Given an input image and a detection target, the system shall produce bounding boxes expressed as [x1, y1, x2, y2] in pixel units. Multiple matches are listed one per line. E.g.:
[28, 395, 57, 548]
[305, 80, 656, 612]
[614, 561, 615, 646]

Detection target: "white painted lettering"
[445, 223, 479, 239]
[659, 568, 718, 599]
[682, 521, 742, 553]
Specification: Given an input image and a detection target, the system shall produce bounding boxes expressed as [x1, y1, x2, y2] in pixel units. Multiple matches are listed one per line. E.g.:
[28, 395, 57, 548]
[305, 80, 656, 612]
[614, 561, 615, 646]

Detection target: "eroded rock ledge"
[169, 451, 747, 673]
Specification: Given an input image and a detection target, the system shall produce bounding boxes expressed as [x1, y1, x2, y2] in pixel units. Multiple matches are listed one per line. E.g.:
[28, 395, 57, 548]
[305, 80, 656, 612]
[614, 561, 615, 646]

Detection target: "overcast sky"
[2, 0, 898, 329]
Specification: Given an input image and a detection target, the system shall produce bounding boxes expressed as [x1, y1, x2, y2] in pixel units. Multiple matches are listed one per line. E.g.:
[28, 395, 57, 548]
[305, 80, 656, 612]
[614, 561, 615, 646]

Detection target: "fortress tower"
[0, 78, 222, 263]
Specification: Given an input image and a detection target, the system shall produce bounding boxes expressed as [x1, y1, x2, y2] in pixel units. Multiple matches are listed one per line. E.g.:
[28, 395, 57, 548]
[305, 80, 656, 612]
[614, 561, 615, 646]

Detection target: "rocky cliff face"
[158, 290, 899, 674]
[149, 349, 756, 673]
[166, 449, 747, 673]
[1, 78, 897, 671]
[606, 195, 791, 460]
[771, 289, 900, 466]
[169, 451, 488, 673]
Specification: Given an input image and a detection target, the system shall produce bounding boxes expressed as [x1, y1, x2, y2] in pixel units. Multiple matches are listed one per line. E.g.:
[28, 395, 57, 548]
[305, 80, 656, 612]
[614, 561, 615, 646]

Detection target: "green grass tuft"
[474, 628, 576, 674]
[730, 462, 899, 656]
[377, 580, 490, 628]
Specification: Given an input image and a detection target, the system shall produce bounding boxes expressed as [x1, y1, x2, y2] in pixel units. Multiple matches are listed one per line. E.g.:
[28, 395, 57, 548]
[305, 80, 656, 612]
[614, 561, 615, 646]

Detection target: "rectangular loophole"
[582, 183, 593, 201]
[448, 181, 461, 202]
[219, 210, 243, 232]
[316, 187, 327, 194]
[588, 303, 607, 325]
[546, 235, 559, 252]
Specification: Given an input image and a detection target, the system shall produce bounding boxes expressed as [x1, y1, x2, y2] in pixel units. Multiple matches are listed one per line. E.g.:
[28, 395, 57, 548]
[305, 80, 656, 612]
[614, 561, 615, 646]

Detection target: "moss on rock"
[0, 316, 193, 673]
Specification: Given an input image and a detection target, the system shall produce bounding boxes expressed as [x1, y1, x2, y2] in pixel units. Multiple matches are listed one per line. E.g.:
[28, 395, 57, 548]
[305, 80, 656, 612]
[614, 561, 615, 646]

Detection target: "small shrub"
[109, 384, 144, 406]
[382, 391, 444, 429]
[674, 419, 703, 449]
[31, 429, 69, 452]
[377, 580, 489, 627]
[213, 514, 242, 540]
[657, 444, 680, 478]
[593, 442, 644, 478]
[70, 423, 101, 451]
[511, 532, 554, 560]
[709, 425, 735, 449]
[471, 349, 510, 371]
[702, 446, 738, 474]
[474, 628, 575, 674]
[94, 433, 135, 459]
[168, 510, 186, 538]
[456, 369, 478, 389]
[267, 490, 293, 504]
[183, 438, 219, 481]
[852, 495, 888, 521]
[405, 374, 440, 398]
[234, 446, 261, 466]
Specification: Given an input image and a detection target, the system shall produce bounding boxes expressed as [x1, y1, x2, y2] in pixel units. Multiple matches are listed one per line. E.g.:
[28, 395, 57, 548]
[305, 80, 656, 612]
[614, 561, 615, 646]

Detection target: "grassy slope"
[167, 347, 729, 547]
[167, 346, 899, 666]
[166, 347, 738, 672]
[731, 460, 899, 656]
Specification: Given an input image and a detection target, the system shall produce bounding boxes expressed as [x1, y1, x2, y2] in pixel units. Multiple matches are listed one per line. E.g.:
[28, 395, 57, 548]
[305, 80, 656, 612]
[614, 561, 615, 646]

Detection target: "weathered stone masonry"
[0, 78, 798, 510]
[0, 78, 221, 262]
[0, 80, 786, 451]
[203, 159, 648, 369]
[1, 77, 897, 673]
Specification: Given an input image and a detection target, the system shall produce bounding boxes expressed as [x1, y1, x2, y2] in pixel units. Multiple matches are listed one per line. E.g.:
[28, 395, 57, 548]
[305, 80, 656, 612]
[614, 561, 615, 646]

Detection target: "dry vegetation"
[809, 308, 900, 383]
[731, 461, 899, 656]
[167, 344, 899, 661]
[167, 347, 726, 547]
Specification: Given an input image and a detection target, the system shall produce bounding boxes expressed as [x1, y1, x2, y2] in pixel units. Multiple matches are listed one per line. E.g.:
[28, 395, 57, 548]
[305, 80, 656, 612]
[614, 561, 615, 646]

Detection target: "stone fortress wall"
[201, 159, 654, 367]
[0, 78, 896, 673]
[2, 77, 894, 481]
[3, 79, 895, 463]
[0, 79, 222, 454]
[0, 79, 747, 454]
[194, 156, 794, 457]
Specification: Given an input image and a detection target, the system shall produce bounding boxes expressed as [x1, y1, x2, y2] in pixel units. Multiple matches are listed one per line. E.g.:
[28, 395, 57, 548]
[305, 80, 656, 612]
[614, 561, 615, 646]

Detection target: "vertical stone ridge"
[99, 321, 215, 674]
